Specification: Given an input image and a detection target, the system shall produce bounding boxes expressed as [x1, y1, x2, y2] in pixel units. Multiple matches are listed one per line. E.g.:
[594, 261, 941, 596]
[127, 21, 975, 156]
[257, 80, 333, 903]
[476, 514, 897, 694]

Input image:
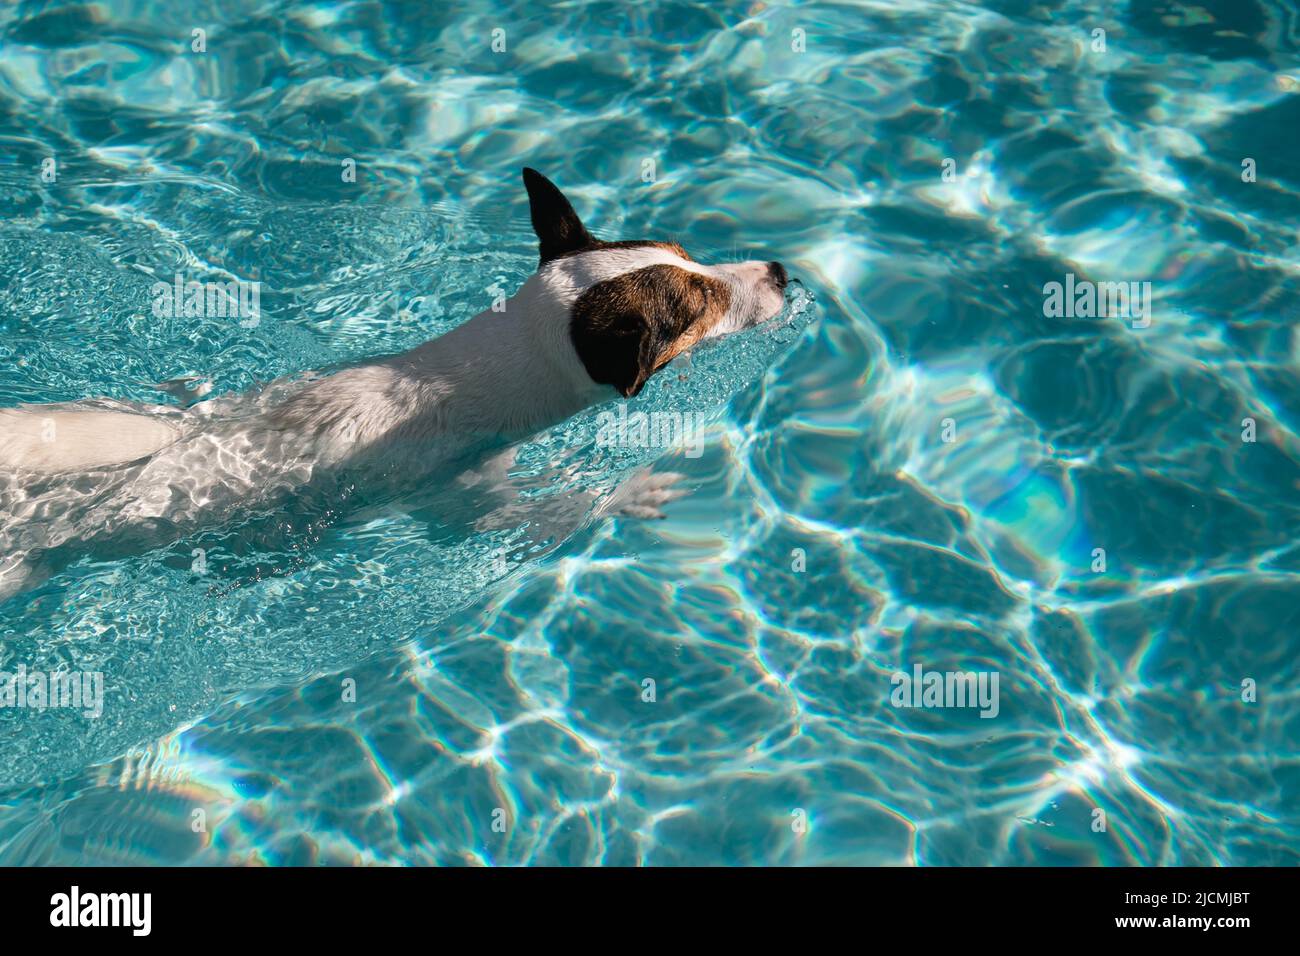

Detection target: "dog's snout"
[767, 261, 788, 290]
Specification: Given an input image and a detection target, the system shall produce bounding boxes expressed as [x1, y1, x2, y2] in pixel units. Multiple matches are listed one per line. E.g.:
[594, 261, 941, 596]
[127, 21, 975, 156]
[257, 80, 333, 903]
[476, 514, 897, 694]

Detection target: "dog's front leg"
[471, 464, 689, 538]
[393, 444, 691, 555]
[594, 469, 689, 521]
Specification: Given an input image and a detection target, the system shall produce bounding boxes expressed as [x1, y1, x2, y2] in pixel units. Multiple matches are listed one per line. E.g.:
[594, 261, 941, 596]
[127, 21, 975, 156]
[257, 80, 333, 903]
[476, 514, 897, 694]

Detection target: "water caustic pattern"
[0, 0, 1298, 865]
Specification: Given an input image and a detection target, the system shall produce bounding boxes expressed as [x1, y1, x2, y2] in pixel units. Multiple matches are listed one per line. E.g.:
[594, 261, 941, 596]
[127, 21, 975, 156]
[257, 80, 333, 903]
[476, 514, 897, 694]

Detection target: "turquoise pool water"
[1, 0, 1298, 865]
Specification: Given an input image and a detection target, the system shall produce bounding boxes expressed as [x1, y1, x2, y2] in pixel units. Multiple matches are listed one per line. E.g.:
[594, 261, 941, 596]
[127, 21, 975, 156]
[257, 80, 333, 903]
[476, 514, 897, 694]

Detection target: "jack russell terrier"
[0, 168, 790, 601]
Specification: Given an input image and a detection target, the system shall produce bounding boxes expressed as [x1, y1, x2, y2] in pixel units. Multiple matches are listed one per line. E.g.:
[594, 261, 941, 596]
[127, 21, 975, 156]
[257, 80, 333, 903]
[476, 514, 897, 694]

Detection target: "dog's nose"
[767, 261, 788, 290]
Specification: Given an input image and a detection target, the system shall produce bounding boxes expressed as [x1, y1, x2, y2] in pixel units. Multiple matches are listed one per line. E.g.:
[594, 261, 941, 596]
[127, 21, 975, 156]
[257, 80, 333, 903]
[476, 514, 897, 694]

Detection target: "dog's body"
[0, 169, 788, 601]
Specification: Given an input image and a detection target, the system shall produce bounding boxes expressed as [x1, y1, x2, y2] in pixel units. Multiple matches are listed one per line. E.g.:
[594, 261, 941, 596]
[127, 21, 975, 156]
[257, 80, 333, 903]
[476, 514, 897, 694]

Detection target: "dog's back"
[0, 367, 466, 602]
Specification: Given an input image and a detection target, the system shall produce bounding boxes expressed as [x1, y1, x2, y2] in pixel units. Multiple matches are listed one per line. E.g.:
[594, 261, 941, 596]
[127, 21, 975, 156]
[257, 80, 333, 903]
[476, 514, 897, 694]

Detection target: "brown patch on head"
[570, 264, 731, 398]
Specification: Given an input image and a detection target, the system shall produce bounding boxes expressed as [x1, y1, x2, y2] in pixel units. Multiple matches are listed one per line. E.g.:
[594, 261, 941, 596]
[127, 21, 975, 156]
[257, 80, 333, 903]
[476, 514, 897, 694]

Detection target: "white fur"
[0, 245, 784, 600]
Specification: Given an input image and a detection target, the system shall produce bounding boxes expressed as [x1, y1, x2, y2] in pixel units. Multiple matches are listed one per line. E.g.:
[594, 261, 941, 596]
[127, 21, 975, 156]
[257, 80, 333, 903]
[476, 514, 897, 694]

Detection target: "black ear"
[522, 168, 595, 265]
[570, 264, 718, 399]
[572, 306, 659, 399]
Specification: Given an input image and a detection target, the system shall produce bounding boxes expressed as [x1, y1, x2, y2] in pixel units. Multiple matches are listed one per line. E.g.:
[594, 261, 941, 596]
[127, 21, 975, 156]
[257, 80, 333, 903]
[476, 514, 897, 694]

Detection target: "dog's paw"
[600, 470, 689, 520]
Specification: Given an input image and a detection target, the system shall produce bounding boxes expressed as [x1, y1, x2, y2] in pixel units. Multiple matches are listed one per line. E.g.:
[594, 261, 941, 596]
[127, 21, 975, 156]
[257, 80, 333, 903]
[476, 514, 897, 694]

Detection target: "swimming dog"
[0, 168, 789, 600]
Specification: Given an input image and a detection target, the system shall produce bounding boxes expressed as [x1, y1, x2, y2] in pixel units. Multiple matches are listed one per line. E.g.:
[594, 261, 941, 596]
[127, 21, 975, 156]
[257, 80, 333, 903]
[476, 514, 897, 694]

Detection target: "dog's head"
[520, 168, 789, 399]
